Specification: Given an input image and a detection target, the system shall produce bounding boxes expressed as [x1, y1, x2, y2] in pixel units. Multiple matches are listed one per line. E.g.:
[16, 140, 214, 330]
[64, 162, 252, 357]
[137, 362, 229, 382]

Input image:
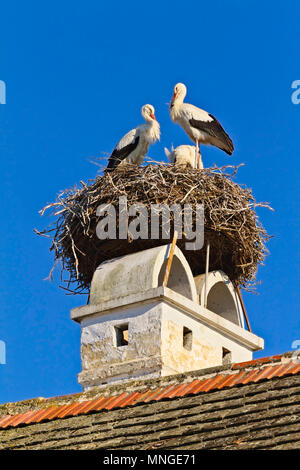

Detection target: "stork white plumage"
[106, 104, 160, 170]
[164, 144, 203, 169]
[169, 83, 234, 168]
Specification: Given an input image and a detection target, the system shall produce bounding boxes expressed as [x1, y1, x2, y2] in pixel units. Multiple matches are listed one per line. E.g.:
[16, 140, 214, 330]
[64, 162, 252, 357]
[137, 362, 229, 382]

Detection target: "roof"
[0, 352, 300, 450]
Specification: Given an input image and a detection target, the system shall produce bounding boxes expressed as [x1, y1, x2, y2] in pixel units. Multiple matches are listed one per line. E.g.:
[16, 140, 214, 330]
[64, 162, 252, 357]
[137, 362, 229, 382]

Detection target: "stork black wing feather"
[189, 114, 234, 155]
[106, 135, 140, 170]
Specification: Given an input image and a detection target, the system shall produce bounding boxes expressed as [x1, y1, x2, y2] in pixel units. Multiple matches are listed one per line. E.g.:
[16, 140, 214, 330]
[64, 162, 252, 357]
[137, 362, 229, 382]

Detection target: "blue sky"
[0, 0, 299, 404]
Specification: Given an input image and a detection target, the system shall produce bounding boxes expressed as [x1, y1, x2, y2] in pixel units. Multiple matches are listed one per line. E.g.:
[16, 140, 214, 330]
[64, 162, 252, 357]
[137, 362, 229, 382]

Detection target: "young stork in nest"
[106, 104, 160, 170]
[169, 83, 234, 168]
[164, 144, 203, 169]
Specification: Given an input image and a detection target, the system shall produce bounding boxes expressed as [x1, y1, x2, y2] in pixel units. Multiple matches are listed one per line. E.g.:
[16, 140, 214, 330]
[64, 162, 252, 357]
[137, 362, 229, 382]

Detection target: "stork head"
[141, 104, 157, 122]
[170, 83, 187, 108]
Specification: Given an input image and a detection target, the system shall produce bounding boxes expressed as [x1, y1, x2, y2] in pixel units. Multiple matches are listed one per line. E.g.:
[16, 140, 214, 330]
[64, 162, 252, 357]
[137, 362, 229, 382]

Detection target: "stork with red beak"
[169, 83, 234, 168]
[106, 104, 160, 170]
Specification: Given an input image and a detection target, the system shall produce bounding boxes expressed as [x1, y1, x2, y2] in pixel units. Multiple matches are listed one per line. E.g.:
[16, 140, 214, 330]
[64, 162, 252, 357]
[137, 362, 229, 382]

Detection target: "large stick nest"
[36, 164, 271, 295]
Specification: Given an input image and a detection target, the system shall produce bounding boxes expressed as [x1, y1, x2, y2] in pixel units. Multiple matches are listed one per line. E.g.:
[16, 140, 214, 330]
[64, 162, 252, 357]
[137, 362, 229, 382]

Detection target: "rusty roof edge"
[0, 351, 295, 419]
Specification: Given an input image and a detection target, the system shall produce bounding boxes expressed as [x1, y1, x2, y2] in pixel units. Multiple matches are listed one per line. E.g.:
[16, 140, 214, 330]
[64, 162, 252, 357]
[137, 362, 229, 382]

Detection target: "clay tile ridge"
[0, 352, 299, 430]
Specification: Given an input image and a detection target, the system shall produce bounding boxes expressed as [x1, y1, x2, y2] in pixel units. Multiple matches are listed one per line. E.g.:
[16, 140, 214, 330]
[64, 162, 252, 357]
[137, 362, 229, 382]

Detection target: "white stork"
[106, 104, 160, 170]
[164, 144, 203, 169]
[169, 83, 234, 167]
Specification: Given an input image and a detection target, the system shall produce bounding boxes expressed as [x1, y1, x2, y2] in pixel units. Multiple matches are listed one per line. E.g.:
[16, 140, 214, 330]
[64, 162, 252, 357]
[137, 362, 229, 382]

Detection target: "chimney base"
[71, 286, 263, 391]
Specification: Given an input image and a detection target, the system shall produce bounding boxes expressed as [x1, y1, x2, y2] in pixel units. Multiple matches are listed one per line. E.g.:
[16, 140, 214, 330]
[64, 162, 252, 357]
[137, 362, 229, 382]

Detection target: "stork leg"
[195, 140, 201, 169]
[198, 143, 201, 169]
[195, 140, 199, 169]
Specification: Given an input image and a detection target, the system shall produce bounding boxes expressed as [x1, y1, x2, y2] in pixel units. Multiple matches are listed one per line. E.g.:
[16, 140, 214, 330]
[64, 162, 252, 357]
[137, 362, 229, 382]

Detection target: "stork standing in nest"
[106, 104, 160, 170]
[169, 83, 234, 168]
[164, 144, 203, 169]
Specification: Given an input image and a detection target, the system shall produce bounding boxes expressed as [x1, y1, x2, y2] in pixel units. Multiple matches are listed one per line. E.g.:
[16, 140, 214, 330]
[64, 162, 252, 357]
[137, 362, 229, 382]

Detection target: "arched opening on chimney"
[158, 255, 194, 301]
[206, 282, 239, 325]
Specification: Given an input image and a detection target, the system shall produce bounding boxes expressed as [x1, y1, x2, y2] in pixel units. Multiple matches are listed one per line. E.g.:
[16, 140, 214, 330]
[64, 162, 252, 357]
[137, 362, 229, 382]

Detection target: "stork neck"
[144, 119, 160, 143]
[174, 94, 185, 105]
[170, 101, 182, 121]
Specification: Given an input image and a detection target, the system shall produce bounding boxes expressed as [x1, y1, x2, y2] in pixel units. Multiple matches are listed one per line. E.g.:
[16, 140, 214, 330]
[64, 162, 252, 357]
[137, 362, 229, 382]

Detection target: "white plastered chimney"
[71, 245, 264, 391]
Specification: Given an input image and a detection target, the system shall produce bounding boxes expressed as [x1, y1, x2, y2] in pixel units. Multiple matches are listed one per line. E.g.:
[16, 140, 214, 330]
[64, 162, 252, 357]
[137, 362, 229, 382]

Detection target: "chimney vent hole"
[115, 324, 129, 347]
[183, 327, 193, 351]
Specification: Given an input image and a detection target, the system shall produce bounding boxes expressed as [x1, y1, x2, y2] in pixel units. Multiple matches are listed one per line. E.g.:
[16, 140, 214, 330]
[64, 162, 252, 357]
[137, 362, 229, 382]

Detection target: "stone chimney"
[71, 245, 264, 391]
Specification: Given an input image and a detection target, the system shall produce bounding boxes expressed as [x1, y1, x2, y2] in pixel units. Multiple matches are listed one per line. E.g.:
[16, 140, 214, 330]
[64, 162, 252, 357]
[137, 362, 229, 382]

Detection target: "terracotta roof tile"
[140, 389, 162, 402]
[261, 364, 288, 380]
[214, 374, 236, 389]
[222, 370, 247, 387]
[232, 354, 282, 369]
[289, 362, 300, 374]
[163, 383, 189, 399]
[174, 379, 199, 397]
[0, 414, 15, 428]
[49, 404, 71, 419]
[1, 414, 24, 428]
[251, 365, 276, 382]
[120, 391, 145, 407]
[188, 378, 212, 394]
[69, 401, 94, 416]
[239, 368, 262, 384]
[81, 396, 107, 413]
[151, 384, 177, 401]
[93, 396, 115, 411]
[200, 374, 226, 392]
[104, 392, 128, 410]
[34, 406, 59, 423]
[18, 409, 42, 425]
[268, 363, 294, 378]
[55, 402, 81, 419]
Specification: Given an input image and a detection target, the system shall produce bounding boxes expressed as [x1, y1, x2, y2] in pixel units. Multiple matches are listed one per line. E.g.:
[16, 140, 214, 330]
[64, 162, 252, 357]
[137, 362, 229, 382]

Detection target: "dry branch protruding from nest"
[36, 164, 271, 294]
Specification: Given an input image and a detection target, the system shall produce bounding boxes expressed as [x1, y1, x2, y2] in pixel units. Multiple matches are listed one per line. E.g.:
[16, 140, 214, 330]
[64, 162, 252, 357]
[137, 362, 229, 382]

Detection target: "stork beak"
[150, 113, 156, 120]
[169, 93, 177, 109]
